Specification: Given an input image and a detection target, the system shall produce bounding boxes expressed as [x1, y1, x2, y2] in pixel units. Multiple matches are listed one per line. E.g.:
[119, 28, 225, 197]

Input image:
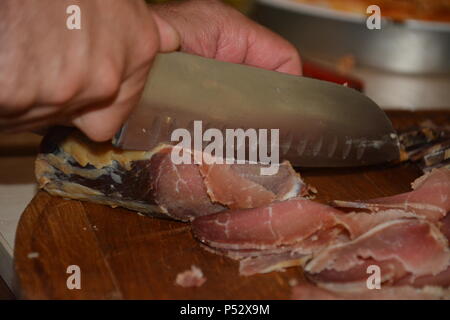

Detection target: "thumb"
[151, 10, 181, 53]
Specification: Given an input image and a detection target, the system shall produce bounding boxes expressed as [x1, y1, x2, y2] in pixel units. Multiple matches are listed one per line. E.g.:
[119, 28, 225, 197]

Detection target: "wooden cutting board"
[13, 111, 450, 299]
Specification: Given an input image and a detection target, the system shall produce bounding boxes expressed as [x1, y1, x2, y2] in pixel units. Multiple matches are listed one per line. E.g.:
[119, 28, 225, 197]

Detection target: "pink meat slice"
[305, 220, 450, 283]
[208, 227, 346, 276]
[192, 198, 421, 251]
[150, 148, 225, 220]
[198, 161, 308, 210]
[306, 259, 407, 286]
[335, 210, 420, 238]
[332, 168, 450, 221]
[440, 213, 450, 241]
[193, 169, 450, 281]
[291, 283, 450, 300]
[152, 149, 308, 220]
[239, 251, 309, 276]
[397, 266, 450, 288]
[191, 198, 350, 251]
[395, 216, 450, 288]
[192, 198, 427, 276]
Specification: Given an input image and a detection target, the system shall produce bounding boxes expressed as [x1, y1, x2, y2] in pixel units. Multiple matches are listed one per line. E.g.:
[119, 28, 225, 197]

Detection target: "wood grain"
[13, 111, 450, 300]
[0, 276, 14, 300]
[0, 133, 41, 156]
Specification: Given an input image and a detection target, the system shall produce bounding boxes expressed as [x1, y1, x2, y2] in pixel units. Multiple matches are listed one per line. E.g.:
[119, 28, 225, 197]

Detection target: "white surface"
[0, 157, 37, 290]
[307, 57, 450, 110]
[353, 67, 450, 110]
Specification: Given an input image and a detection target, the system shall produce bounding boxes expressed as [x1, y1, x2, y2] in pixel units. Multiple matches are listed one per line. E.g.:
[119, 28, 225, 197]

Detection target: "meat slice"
[192, 197, 426, 251]
[332, 168, 450, 221]
[199, 162, 310, 209]
[193, 196, 426, 276]
[175, 265, 206, 288]
[191, 198, 351, 276]
[397, 266, 450, 288]
[35, 128, 308, 221]
[192, 198, 350, 251]
[305, 220, 450, 285]
[291, 283, 450, 300]
[238, 251, 310, 276]
[335, 209, 421, 238]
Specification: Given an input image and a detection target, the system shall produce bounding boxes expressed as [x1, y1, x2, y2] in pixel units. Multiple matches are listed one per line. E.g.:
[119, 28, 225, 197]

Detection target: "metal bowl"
[253, 0, 450, 74]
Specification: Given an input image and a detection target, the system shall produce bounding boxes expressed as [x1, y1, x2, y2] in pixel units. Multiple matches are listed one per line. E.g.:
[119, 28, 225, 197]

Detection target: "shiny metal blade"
[113, 52, 400, 167]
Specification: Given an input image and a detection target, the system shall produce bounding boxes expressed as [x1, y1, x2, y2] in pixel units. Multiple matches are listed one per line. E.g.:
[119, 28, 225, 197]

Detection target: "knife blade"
[112, 52, 399, 167]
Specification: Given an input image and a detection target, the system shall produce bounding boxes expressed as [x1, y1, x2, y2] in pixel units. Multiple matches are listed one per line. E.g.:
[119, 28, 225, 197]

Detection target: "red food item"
[302, 60, 363, 91]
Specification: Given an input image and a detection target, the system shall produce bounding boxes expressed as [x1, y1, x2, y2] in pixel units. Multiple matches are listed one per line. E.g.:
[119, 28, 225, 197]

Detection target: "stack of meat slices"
[36, 128, 450, 299]
[192, 168, 450, 299]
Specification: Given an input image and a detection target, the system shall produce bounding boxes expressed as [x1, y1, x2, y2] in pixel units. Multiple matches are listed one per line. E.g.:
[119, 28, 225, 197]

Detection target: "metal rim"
[257, 0, 450, 32]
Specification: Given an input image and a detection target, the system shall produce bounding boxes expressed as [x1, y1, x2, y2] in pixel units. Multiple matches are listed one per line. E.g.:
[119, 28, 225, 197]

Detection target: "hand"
[0, 0, 301, 142]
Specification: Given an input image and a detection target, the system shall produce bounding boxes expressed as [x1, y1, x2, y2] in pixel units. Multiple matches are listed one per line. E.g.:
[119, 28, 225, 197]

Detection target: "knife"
[112, 52, 399, 167]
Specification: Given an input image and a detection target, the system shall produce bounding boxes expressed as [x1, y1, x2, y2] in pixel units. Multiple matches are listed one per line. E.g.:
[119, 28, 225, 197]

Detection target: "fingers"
[67, 6, 180, 142]
[151, 11, 181, 53]
[243, 23, 302, 76]
[71, 64, 150, 142]
[274, 55, 303, 76]
[72, 101, 128, 142]
[152, 0, 302, 75]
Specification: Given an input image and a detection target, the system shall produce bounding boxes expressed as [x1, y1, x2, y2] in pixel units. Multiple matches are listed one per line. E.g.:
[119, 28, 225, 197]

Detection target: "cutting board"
[13, 111, 450, 299]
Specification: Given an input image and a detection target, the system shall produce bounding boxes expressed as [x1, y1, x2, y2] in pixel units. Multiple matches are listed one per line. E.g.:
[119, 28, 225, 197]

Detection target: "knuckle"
[0, 86, 22, 116]
[136, 40, 158, 66]
[93, 64, 121, 101]
[46, 80, 81, 105]
[38, 65, 85, 106]
[75, 115, 117, 142]
[0, 87, 35, 116]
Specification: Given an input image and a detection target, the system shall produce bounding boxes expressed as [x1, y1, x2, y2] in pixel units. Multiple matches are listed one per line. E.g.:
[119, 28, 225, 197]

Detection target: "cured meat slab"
[35, 128, 307, 222]
[14, 110, 450, 299]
